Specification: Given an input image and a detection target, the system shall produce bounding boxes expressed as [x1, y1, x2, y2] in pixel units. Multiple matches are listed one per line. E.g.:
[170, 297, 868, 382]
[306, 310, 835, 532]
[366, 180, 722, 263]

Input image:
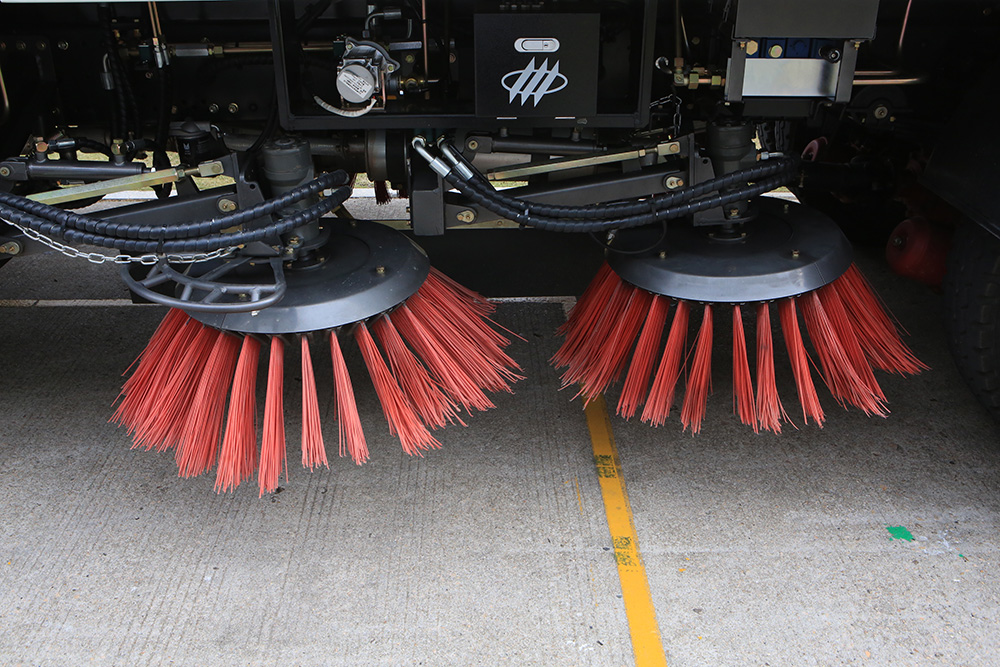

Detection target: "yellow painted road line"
[585, 396, 668, 667]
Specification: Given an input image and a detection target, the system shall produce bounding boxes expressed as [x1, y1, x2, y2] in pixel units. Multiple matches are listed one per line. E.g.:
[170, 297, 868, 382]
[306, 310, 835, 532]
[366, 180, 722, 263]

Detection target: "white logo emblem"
[502, 58, 568, 107]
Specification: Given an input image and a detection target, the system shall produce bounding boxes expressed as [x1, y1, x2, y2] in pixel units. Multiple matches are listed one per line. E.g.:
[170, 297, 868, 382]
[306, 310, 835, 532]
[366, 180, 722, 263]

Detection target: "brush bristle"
[641, 299, 690, 426]
[356, 322, 441, 455]
[755, 303, 789, 433]
[300, 336, 328, 471]
[778, 298, 825, 427]
[330, 329, 368, 464]
[618, 295, 670, 419]
[732, 305, 757, 431]
[260, 337, 286, 496]
[680, 304, 713, 434]
[216, 336, 261, 492]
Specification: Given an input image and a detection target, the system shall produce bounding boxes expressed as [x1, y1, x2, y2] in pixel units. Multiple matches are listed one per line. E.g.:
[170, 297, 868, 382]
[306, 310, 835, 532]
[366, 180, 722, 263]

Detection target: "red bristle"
[833, 264, 927, 375]
[818, 282, 887, 403]
[732, 305, 757, 431]
[553, 263, 621, 365]
[138, 323, 218, 452]
[576, 287, 652, 404]
[642, 300, 690, 426]
[393, 304, 494, 413]
[800, 291, 888, 416]
[215, 336, 261, 492]
[406, 291, 520, 394]
[300, 336, 328, 471]
[259, 337, 286, 496]
[778, 298, 825, 427]
[112, 308, 192, 430]
[330, 329, 369, 465]
[428, 266, 496, 316]
[755, 303, 789, 433]
[618, 295, 670, 419]
[176, 332, 241, 478]
[680, 304, 714, 434]
[356, 322, 441, 455]
[558, 279, 633, 391]
[373, 314, 463, 429]
[413, 277, 524, 385]
[124, 317, 204, 448]
[556, 262, 617, 339]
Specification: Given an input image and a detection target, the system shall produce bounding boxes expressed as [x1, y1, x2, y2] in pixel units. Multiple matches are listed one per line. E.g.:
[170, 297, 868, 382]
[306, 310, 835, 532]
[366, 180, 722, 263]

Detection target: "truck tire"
[944, 221, 1000, 421]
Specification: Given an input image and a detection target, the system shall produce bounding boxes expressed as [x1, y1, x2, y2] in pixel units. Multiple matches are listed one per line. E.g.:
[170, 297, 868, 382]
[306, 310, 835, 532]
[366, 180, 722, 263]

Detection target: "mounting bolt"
[0, 241, 23, 255]
[663, 176, 685, 190]
[217, 198, 237, 213]
[57, 41, 69, 51]
[227, 102, 240, 114]
[466, 139, 479, 151]
[873, 105, 889, 120]
[791, 249, 801, 258]
[208, 103, 219, 114]
[0, 166, 11, 178]
[892, 235, 905, 248]
[767, 44, 783, 58]
[456, 209, 477, 223]
[728, 207, 741, 218]
[658, 251, 667, 259]
[666, 142, 681, 154]
[405, 54, 415, 63]
[288, 236, 302, 247]
[375, 265, 386, 276]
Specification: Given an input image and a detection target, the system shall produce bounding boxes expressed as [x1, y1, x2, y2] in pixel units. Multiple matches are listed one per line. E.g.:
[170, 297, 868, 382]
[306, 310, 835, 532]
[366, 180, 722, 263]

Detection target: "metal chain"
[649, 94, 683, 137]
[3, 219, 238, 265]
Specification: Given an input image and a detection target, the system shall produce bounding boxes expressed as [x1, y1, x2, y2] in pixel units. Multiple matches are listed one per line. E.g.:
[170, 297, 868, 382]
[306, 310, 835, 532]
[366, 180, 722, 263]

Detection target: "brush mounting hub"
[188, 220, 429, 335]
[608, 198, 853, 303]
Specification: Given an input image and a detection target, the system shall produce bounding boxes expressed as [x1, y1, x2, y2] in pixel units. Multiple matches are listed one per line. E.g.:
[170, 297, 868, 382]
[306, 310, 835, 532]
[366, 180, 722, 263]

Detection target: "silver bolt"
[0, 166, 11, 178]
[728, 207, 741, 218]
[456, 209, 477, 223]
[467, 139, 479, 151]
[1, 241, 22, 255]
[16, 41, 27, 51]
[658, 251, 667, 259]
[667, 143, 681, 154]
[228, 103, 240, 114]
[375, 265, 386, 276]
[873, 105, 889, 120]
[217, 198, 237, 213]
[791, 249, 801, 258]
[663, 176, 685, 190]
[57, 41, 69, 51]
[208, 103, 219, 114]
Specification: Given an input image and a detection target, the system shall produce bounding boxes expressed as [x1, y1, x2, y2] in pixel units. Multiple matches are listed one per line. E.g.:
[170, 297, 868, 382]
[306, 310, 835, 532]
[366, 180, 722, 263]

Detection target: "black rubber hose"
[1, 186, 351, 254]
[0, 170, 349, 239]
[73, 138, 115, 159]
[443, 142, 797, 219]
[445, 170, 793, 233]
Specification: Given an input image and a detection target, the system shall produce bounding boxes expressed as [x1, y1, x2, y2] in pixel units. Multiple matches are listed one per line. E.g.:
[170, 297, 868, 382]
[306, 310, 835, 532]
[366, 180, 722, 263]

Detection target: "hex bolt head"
[208, 103, 219, 114]
[227, 103, 240, 114]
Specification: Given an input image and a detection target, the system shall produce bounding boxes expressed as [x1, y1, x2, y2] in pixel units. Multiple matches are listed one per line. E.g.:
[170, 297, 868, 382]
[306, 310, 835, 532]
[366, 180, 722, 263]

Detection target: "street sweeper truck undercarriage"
[1, 0, 998, 491]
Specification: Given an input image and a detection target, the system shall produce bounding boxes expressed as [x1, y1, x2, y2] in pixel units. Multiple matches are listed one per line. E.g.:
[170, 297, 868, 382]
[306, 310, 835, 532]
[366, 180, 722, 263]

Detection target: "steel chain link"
[2, 218, 238, 265]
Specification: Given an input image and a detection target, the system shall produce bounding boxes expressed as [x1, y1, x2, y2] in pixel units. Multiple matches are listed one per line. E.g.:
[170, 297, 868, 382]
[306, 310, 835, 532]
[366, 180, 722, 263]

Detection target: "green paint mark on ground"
[887, 526, 915, 541]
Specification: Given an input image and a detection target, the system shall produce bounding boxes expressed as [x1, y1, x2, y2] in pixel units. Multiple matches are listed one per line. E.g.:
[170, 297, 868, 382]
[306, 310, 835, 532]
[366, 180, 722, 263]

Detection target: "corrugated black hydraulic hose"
[443, 142, 798, 220]
[0, 170, 349, 239]
[1, 186, 350, 254]
[445, 170, 793, 233]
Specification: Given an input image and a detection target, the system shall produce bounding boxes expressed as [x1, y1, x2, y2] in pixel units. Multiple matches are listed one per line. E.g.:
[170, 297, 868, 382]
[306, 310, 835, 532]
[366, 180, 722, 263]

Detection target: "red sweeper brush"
[553, 198, 926, 433]
[112, 220, 521, 494]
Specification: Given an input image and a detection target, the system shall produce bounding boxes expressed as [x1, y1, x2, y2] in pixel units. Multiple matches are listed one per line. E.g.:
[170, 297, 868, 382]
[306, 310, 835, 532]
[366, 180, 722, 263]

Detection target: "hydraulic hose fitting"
[410, 136, 456, 180]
